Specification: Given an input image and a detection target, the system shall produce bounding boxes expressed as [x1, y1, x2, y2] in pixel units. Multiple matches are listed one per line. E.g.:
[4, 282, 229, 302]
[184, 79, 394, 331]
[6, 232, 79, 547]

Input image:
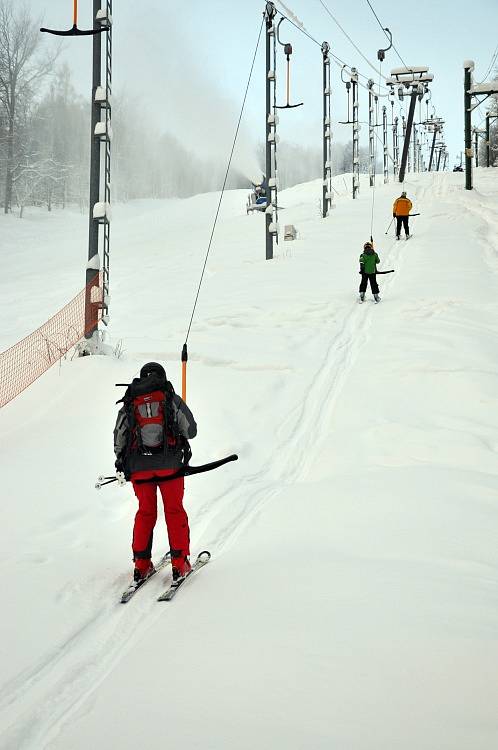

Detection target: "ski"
[120, 552, 171, 603]
[157, 550, 211, 602]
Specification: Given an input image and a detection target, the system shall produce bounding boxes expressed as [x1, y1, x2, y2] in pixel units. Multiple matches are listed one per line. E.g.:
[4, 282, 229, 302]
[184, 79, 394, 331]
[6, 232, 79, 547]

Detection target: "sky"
[29, 0, 498, 171]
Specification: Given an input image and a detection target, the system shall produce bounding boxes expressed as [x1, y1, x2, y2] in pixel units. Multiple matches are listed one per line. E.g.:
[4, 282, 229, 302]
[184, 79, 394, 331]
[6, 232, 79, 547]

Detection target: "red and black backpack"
[118, 373, 181, 457]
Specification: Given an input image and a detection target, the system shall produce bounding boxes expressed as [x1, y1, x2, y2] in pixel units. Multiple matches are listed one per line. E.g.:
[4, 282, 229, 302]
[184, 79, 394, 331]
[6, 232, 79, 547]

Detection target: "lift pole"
[464, 61, 474, 190]
[265, 2, 277, 260]
[382, 105, 388, 183]
[368, 80, 375, 187]
[352, 68, 360, 198]
[322, 41, 332, 217]
[393, 116, 399, 176]
[486, 112, 490, 167]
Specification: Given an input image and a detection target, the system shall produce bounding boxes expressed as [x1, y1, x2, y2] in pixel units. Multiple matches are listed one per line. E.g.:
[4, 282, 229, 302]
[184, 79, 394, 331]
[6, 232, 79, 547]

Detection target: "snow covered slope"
[1, 169, 498, 749]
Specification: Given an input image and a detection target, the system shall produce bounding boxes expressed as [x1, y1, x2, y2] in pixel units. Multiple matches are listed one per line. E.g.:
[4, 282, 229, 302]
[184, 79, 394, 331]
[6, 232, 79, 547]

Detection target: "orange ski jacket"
[393, 196, 412, 216]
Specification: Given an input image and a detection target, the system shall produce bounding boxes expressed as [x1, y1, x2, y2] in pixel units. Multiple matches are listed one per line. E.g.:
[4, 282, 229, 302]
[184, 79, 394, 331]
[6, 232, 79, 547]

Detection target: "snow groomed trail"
[1, 170, 498, 749]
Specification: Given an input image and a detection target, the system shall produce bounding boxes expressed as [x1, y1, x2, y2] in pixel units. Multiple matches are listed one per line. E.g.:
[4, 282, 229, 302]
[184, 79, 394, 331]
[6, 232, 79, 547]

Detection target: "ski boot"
[171, 555, 192, 583]
[374, 294, 381, 304]
[359, 292, 365, 303]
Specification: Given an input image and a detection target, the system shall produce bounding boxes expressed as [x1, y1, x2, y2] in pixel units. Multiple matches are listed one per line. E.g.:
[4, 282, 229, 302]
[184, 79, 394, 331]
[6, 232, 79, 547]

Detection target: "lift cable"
[318, 0, 388, 83]
[274, 6, 388, 96]
[476, 41, 498, 85]
[364, 0, 410, 71]
[184, 18, 264, 347]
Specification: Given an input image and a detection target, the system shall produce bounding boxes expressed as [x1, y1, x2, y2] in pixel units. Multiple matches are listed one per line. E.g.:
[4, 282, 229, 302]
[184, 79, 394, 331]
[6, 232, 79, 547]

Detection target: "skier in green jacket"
[359, 241, 381, 303]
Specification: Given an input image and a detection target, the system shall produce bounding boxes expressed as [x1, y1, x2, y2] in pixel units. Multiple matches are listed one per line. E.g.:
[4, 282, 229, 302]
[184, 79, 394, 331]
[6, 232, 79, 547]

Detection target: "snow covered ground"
[1, 168, 498, 749]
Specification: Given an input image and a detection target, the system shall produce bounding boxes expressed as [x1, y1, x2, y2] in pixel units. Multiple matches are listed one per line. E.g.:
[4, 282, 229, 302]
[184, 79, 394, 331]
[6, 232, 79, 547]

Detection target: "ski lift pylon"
[40, 0, 107, 36]
[275, 18, 303, 110]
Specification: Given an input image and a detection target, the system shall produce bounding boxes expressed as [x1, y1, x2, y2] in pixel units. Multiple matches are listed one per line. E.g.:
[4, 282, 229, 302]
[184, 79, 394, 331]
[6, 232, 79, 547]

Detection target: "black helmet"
[140, 361, 166, 379]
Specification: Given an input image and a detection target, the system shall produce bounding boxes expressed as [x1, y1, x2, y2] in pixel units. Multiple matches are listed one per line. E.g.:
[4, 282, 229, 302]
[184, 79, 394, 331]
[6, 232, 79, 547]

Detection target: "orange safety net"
[0, 273, 103, 409]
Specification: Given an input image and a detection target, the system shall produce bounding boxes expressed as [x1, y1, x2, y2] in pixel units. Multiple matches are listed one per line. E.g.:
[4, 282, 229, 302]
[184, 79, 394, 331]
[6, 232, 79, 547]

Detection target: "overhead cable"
[184, 18, 264, 344]
[364, 0, 410, 71]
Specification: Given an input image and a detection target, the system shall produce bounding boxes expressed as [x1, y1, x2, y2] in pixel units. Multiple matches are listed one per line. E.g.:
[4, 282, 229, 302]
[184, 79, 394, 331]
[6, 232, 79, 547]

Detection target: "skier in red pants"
[114, 362, 197, 585]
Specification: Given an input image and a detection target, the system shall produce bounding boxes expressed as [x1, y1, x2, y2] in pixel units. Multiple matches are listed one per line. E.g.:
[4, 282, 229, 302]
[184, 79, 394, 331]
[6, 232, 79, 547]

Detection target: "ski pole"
[384, 217, 394, 235]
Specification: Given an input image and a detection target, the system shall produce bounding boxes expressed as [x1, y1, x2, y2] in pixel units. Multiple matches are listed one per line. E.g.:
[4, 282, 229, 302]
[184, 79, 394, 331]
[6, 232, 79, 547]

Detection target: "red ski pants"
[131, 470, 190, 572]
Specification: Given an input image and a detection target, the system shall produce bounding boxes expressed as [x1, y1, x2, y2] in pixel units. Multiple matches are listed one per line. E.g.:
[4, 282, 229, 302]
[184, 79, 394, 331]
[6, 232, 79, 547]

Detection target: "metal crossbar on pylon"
[0, 273, 103, 409]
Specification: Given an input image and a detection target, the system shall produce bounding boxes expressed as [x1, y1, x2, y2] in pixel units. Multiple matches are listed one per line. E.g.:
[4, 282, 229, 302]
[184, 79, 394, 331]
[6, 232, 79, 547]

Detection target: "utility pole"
[322, 41, 332, 217]
[265, 2, 277, 260]
[368, 80, 375, 187]
[486, 112, 490, 167]
[413, 123, 418, 173]
[464, 61, 474, 190]
[84, 0, 112, 348]
[473, 127, 479, 168]
[436, 146, 443, 172]
[393, 116, 399, 176]
[382, 105, 388, 183]
[352, 68, 360, 198]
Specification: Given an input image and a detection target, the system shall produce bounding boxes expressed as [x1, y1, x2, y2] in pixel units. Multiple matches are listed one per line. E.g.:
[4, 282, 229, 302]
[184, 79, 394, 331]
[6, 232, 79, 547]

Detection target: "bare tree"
[0, 1, 59, 213]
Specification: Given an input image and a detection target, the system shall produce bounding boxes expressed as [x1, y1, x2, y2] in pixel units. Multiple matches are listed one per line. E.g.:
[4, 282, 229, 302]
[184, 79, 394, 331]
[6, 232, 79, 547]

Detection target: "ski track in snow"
[3, 222, 400, 750]
[1, 172, 498, 749]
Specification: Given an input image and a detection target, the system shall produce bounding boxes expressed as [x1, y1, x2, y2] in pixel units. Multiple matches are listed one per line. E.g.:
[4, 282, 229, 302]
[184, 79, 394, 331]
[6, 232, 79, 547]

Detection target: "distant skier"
[359, 241, 381, 303]
[114, 362, 197, 586]
[393, 191, 413, 240]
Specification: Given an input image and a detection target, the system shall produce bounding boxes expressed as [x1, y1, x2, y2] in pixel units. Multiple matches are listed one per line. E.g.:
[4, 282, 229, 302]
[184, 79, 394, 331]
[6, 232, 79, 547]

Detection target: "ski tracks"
[0, 197, 407, 750]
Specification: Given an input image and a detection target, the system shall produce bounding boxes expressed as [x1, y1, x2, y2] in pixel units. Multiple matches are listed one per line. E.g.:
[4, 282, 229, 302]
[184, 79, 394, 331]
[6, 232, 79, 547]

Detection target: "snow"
[391, 66, 429, 75]
[1, 169, 498, 749]
[471, 80, 498, 95]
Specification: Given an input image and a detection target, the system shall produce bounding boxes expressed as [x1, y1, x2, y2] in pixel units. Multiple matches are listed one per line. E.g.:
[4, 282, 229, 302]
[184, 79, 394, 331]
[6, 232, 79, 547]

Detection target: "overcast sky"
[29, 0, 498, 172]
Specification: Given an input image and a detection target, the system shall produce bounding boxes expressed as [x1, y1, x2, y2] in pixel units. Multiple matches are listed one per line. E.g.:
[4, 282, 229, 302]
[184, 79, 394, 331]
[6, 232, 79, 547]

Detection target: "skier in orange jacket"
[392, 191, 413, 240]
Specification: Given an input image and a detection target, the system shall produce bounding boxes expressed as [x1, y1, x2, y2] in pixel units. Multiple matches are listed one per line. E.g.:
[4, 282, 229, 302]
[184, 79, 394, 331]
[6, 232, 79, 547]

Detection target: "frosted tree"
[0, 1, 59, 213]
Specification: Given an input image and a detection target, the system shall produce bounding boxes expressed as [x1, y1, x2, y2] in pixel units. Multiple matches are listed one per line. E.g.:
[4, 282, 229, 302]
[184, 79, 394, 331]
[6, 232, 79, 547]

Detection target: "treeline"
[477, 84, 498, 167]
[0, 1, 376, 219]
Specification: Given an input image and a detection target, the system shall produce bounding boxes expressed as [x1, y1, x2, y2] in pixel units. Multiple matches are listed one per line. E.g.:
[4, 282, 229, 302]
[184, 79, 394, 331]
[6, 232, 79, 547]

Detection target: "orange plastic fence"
[0, 273, 103, 409]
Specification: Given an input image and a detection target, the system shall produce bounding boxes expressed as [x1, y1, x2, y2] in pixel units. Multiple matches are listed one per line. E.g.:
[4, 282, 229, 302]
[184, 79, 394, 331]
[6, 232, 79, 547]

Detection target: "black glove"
[392, 213, 396, 218]
[115, 457, 124, 473]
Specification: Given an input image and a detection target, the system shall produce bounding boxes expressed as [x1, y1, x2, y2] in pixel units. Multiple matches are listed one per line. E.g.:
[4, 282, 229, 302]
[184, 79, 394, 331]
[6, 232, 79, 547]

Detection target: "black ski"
[157, 551, 211, 602]
[120, 552, 171, 603]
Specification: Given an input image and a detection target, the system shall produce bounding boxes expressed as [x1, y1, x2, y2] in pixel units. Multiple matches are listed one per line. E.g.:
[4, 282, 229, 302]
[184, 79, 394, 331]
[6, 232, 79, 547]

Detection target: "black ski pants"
[396, 215, 409, 237]
[359, 272, 379, 295]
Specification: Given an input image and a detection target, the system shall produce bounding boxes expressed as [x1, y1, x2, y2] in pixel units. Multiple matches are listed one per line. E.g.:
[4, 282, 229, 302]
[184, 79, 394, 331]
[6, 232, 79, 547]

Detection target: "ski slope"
[1, 169, 498, 749]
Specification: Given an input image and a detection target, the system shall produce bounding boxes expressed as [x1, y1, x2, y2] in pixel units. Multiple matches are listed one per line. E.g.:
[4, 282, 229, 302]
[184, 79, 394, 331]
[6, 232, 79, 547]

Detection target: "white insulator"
[268, 132, 280, 144]
[93, 201, 112, 220]
[325, 160, 331, 169]
[322, 179, 328, 186]
[95, 86, 109, 103]
[267, 113, 279, 125]
[268, 70, 276, 80]
[325, 128, 331, 138]
[95, 121, 113, 140]
[324, 117, 330, 126]
[96, 9, 112, 25]
[324, 86, 331, 95]
[265, 204, 275, 214]
[268, 221, 279, 234]
[268, 177, 278, 188]
[86, 252, 100, 271]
